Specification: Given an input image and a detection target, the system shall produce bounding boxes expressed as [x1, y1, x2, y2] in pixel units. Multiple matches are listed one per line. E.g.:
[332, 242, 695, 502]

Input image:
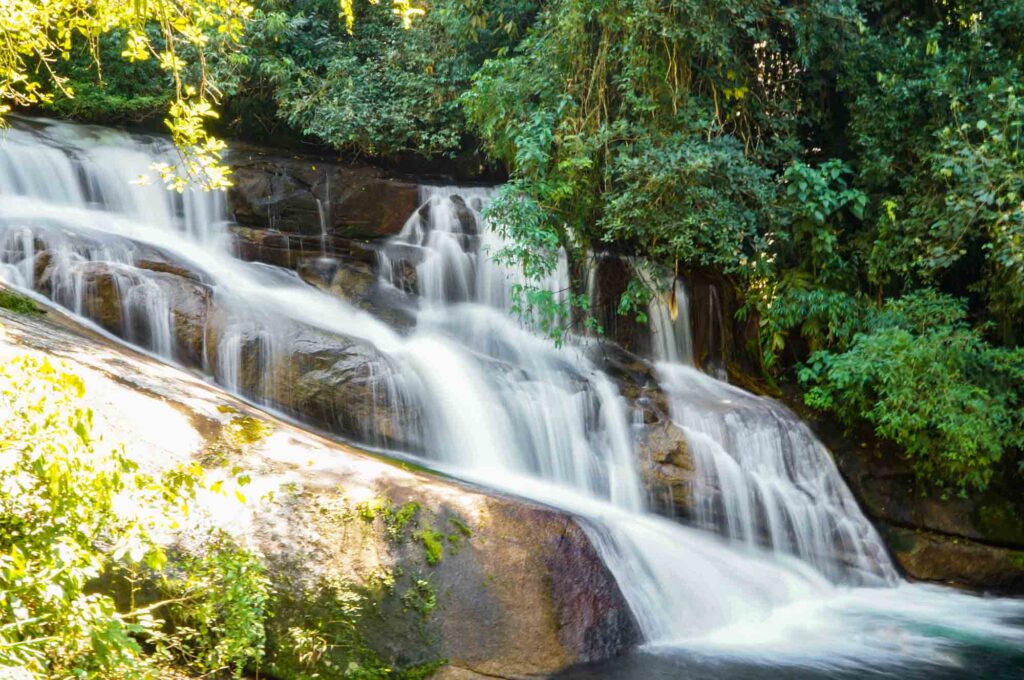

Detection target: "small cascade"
[648, 276, 694, 365]
[380, 186, 570, 316]
[658, 365, 897, 583]
[316, 170, 331, 257]
[638, 267, 894, 582]
[703, 285, 728, 379]
[380, 187, 641, 508]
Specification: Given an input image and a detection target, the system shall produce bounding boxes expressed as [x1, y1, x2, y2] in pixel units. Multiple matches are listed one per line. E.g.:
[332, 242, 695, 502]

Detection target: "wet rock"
[286, 328, 415, 447]
[74, 262, 124, 335]
[39, 259, 212, 366]
[880, 525, 1024, 592]
[449, 195, 478, 235]
[581, 254, 650, 356]
[204, 319, 420, 451]
[136, 258, 205, 284]
[229, 225, 377, 271]
[296, 256, 417, 330]
[297, 257, 374, 303]
[636, 422, 699, 519]
[150, 272, 210, 365]
[30, 250, 53, 295]
[226, 146, 419, 240]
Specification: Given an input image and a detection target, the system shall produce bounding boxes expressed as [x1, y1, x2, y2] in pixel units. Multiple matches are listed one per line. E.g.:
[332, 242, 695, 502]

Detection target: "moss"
[198, 414, 272, 468]
[444, 517, 472, 554]
[385, 502, 421, 541]
[414, 528, 444, 566]
[0, 289, 43, 315]
[976, 500, 1024, 545]
[400, 578, 436, 618]
[226, 414, 272, 446]
[354, 497, 423, 543]
[447, 517, 472, 539]
[356, 506, 473, 564]
[355, 496, 388, 522]
[265, 567, 445, 679]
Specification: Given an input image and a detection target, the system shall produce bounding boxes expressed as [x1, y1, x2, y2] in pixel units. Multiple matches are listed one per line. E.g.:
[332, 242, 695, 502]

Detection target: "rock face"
[636, 423, 698, 519]
[0, 295, 640, 678]
[226, 145, 419, 240]
[879, 525, 1024, 592]
[216, 322, 420, 450]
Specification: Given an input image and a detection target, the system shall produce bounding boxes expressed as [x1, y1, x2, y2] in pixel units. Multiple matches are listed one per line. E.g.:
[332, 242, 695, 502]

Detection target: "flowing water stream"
[2, 118, 1023, 676]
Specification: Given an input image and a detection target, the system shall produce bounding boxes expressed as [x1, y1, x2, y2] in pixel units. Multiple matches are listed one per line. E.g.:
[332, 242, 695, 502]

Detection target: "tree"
[0, 0, 427, 189]
[1, 0, 252, 189]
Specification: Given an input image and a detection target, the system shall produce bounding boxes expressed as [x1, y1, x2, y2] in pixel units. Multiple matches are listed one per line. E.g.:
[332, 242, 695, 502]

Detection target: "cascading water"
[2, 119, 1023, 675]
[648, 276, 693, 365]
[645, 279, 896, 582]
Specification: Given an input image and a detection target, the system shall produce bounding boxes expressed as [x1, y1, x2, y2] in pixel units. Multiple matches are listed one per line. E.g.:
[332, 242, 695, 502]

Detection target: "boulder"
[636, 422, 699, 520]
[879, 525, 1024, 592]
[295, 256, 417, 330]
[228, 225, 379, 270]
[75, 262, 125, 335]
[203, 317, 420, 452]
[0, 294, 640, 678]
[34, 258, 212, 366]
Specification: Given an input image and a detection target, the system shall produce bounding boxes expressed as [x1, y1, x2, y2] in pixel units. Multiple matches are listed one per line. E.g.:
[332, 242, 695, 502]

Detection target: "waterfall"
[643, 274, 897, 582]
[648, 276, 694, 364]
[2, 119, 1022, 672]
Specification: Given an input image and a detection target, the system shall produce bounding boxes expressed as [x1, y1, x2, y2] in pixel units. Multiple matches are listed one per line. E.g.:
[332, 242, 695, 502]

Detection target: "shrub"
[798, 293, 1024, 493]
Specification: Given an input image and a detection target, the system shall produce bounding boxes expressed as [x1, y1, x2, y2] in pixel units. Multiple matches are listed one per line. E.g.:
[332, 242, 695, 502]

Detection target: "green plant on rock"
[0, 289, 43, 315]
[400, 579, 436, 618]
[159, 532, 271, 678]
[413, 528, 444, 566]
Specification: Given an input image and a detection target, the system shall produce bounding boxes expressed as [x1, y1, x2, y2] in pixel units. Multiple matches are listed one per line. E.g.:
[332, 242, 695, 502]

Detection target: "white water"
[1, 119, 1022, 673]
[648, 276, 693, 365]
[645, 279, 897, 583]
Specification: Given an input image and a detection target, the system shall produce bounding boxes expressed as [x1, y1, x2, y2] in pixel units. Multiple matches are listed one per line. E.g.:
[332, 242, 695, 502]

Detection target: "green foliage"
[41, 29, 171, 123]
[0, 353, 271, 677]
[267, 565, 447, 678]
[0, 289, 43, 315]
[465, 0, 862, 330]
[212, 0, 535, 157]
[747, 283, 870, 370]
[354, 497, 422, 541]
[0, 353, 171, 677]
[465, 0, 1024, 495]
[777, 160, 867, 285]
[160, 533, 271, 678]
[400, 578, 436, 617]
[225, 414, 272, 446]
[413, 529, 444, 566]
[840, 2, 1024, 341]
[268, 574, 395, 678]
[797, 292, 1024, 493]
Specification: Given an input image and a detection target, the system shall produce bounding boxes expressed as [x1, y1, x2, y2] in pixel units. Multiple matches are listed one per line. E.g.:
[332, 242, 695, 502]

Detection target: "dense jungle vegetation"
[21, 0, 1024, 496]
